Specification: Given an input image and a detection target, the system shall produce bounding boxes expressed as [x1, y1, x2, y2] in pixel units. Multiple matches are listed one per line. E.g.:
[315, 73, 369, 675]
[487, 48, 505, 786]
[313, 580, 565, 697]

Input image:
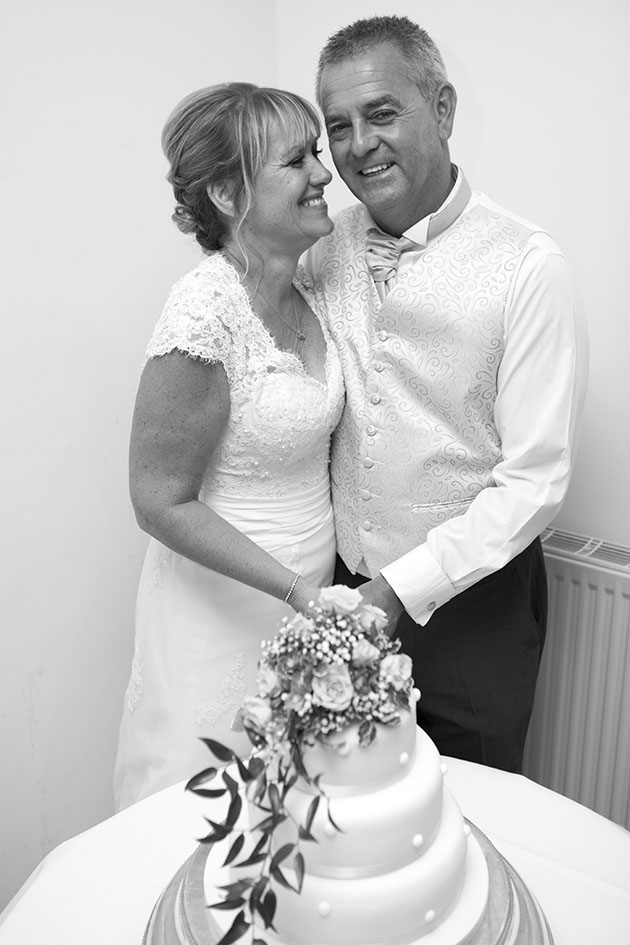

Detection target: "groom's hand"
[358, 574, 405, 638]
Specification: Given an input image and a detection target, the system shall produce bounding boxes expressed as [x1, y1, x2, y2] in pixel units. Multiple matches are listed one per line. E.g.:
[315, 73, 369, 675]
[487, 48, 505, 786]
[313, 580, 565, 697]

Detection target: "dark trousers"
[334, 538, 547, 773]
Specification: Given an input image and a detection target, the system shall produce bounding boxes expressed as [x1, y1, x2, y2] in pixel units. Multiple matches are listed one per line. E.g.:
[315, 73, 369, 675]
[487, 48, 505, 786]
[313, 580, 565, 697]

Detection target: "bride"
[113, 83, 343, 810]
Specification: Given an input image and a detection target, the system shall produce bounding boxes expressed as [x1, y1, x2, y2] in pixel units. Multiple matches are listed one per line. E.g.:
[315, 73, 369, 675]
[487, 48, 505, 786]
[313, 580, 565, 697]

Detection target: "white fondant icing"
[274, 728, 443, 877]
[203, 700, 491, 945]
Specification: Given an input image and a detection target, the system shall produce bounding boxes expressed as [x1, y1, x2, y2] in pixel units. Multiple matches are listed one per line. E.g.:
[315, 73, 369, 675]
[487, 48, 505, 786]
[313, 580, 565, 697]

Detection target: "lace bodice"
[146, 254, 344, 497]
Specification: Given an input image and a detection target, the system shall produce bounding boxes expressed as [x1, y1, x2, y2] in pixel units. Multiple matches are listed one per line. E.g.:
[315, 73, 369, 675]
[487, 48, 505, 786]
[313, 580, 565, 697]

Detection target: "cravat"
[365, 228, 415, 293]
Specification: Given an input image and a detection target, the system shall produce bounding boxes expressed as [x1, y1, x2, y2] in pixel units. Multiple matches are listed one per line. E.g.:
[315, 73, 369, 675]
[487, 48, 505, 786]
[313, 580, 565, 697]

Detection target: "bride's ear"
[207, 181, 236, 218]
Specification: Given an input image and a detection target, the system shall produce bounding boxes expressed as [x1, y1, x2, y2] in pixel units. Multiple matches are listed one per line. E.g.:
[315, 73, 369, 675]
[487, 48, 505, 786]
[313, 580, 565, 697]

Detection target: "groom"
[306, 15, 588, 772]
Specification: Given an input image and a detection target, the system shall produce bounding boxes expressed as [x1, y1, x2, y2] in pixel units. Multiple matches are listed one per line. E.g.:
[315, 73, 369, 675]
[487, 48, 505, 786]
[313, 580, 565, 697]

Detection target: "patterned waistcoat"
[310, 196, 536, 574]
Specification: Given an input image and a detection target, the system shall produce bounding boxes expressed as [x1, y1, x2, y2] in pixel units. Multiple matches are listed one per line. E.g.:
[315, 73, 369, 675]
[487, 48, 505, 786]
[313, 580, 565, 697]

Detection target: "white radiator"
[523, 528, 630, 829]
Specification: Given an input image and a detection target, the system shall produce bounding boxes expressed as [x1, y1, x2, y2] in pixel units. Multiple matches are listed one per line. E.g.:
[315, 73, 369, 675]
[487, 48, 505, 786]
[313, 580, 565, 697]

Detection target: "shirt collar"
[364, 166, 472, 248]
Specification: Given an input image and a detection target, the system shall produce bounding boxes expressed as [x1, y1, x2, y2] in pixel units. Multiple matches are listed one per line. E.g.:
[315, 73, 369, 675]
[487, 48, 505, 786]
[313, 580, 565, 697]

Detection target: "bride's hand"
[288, 576, 321, 616]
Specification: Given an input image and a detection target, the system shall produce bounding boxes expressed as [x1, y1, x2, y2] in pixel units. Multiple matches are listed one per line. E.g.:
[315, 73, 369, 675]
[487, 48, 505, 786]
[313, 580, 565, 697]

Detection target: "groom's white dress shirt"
[306, 169, 589, 625]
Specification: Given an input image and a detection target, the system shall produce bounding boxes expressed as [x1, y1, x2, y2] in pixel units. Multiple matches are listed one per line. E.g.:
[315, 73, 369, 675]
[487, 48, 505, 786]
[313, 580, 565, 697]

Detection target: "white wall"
[0, 0, 277, 908]
[2, 0, 628, 911]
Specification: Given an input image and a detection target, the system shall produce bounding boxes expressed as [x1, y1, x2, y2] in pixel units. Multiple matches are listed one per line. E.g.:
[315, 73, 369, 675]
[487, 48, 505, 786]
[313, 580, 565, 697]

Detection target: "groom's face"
[319, 43, 452, 235]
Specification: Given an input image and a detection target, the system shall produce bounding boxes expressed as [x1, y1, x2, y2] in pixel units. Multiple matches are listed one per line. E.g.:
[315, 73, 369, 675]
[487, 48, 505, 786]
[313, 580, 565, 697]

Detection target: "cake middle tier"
[271, 727, 445, 876]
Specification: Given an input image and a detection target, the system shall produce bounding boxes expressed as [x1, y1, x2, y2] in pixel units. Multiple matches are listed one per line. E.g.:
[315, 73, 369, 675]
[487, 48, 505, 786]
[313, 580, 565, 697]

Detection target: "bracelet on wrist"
[284, 572, 300, 604]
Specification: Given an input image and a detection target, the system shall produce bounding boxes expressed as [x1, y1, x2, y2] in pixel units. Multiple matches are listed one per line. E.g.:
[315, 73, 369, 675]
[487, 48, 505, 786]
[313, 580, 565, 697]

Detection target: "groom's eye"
[327, 122, 349, 140]
[370, 109, 396, 124]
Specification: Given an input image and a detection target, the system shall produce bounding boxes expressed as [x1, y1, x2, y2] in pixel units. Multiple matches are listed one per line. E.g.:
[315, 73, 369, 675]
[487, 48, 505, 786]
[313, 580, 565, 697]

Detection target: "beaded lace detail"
[125, 647, 143, 712]
[195, 651, 246, 727]
[147, 254, 344, 498]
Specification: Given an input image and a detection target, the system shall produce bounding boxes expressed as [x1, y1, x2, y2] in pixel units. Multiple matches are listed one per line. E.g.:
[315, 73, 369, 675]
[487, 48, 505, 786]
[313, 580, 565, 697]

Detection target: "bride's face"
[241, 123, 333, 255]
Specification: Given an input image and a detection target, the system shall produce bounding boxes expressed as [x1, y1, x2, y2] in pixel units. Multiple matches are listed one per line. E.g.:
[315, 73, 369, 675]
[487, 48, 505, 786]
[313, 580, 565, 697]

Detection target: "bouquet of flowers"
[186, 585, 414, 945]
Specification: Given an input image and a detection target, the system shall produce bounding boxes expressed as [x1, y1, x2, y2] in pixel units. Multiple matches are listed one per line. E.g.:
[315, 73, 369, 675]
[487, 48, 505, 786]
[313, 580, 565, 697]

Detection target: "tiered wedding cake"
[144, 587, 553, 945]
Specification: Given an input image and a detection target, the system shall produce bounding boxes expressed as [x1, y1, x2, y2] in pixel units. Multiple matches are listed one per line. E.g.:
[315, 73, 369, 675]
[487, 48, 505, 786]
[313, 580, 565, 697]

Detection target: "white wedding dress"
[114, 254, 344, 810]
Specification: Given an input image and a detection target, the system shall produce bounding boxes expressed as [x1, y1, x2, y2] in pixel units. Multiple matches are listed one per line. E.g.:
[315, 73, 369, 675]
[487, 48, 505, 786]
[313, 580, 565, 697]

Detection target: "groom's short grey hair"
[315, 15, 449, 106]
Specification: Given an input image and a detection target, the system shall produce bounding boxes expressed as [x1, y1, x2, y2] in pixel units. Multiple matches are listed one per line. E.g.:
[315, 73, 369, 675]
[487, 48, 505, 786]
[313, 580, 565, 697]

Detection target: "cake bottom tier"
[143, 822, 553, 945]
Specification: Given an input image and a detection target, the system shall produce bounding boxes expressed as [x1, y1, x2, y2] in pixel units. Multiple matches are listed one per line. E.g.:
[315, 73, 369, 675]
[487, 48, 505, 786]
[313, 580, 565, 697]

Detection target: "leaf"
[325, 805, 343, 834]
[298, 825, 316, 843]
[249, 756, 265, 778]
[223, 771, 240, 799]
[270, 865, 294, 891]
[252, 772, 267, 805]
[199, 818, 232, 843]
[191, 787, 228, 800]
[216, 878, 255, 897]
[250, 876, 268, 906]
[200, 738, 235, 763]
[253, 813, 286, 834]
[235, 831, 268, 868]
[208, 897, 245, 911]
[268, 782, 282, 817]
[305, 795, 320, 832]
[222, 833, 245, 867]
[269, 843, 294, 872]
[261, 889, 277, 928]
[186, 767, 218, 792]
[226, 793, 243, 829]
[235, 754, 252, 783]
[234, 851, 268, 868]
[294, 851, 305, 892]
[280, 772, 298, 799]
[216, 910, 249, 945]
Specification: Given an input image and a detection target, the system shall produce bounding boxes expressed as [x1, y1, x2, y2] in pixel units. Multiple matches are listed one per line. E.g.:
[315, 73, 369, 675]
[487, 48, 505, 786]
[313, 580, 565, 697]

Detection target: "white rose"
[379, 654, 413, 690]
[257, 663, 280, 698]
[241, 696, 272, 733]
[311, 663, 354, 711]
[319, 585, 363, 614]
[352, 638, 381, 667]
[358, 604, 389, 632]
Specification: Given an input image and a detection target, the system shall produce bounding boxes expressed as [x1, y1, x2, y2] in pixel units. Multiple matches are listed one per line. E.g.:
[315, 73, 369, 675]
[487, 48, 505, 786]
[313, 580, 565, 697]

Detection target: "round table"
[1, 758, 629, 945]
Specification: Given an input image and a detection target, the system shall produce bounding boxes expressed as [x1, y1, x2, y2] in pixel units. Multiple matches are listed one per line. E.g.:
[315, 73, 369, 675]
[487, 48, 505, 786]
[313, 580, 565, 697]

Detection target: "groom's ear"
[207, 181, 236, 218]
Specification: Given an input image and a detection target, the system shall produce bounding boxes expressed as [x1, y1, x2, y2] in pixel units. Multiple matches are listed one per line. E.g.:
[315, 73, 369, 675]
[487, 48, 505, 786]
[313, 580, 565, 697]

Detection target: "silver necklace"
[222, 249, 305, 343]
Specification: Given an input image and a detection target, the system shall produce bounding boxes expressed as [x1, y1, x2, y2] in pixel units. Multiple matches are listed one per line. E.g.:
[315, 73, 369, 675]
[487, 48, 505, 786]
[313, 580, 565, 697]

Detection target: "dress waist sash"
[201, 476, 333, 549]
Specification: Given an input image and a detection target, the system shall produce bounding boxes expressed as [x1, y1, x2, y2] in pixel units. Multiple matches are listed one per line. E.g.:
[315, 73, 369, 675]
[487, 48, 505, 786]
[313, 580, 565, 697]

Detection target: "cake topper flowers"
[186, 586, 414, 945]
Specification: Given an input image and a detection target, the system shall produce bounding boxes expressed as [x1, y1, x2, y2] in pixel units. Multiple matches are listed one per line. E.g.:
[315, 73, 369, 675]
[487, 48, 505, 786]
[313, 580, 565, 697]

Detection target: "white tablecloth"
[1, 759, 629, 945]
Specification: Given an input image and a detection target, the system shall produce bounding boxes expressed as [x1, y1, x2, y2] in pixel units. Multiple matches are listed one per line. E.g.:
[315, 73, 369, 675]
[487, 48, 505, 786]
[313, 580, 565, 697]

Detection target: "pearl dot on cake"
[463, 823, 471, 837]
[412, 687, 421, 703]
[425, 910, 436, 924]
[440, 762, 448, 776]
[337, 743, 350, 757]
[324, 822, 336, 837]
[399, 751, 409, 767]
[412, 833, 424, 848]
[318, 901, 331, 917]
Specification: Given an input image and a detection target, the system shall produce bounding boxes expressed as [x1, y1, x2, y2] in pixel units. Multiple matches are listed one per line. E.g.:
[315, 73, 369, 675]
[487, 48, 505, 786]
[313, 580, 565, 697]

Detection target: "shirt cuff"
[380, 544, 455, 626]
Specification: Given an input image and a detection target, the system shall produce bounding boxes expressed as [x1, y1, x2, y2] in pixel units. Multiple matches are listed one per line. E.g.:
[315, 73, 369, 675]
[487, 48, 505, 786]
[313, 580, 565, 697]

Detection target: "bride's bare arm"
[129, 351, 321, 612]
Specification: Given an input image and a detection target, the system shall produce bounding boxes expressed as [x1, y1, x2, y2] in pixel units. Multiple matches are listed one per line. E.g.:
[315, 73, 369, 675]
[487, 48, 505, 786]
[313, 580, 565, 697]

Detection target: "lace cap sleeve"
[146, 256, 239, 372]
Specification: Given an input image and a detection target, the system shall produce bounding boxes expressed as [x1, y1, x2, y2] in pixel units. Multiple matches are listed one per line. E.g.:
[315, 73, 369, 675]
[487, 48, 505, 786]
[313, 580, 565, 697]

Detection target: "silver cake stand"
[142, 821, 553, 945]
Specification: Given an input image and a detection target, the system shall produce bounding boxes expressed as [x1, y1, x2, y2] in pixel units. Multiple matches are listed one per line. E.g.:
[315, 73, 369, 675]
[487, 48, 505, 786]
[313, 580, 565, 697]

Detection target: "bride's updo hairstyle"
[161, 82, 322, 254]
